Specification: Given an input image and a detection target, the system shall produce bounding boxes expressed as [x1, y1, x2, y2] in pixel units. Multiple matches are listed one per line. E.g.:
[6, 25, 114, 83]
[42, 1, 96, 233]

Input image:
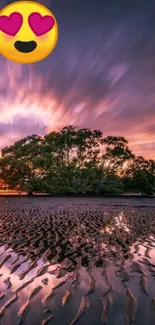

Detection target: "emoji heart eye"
[28, 12, 55, 36]
[0, 12, 23, 36]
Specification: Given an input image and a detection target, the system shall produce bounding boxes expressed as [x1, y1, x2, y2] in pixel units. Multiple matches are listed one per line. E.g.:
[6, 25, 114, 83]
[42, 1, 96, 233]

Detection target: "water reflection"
[115, 211, 130, 233]
[101, 211, 130, 235]
[0, 198, 155, 324]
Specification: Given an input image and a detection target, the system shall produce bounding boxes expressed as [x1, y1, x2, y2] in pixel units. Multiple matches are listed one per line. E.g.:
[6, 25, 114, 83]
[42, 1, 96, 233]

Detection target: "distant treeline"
[0, 125, 154, 195]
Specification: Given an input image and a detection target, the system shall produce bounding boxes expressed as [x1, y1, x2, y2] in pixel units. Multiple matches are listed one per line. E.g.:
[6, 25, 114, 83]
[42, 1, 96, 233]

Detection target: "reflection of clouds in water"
[0, 252, 72, 324]
[0, 256, 64, 292]
[100, 225, 115, 234]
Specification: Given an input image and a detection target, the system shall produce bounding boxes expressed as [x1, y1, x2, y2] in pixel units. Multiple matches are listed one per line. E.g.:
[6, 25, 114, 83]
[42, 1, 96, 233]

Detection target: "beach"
[0, 197, 155, 325]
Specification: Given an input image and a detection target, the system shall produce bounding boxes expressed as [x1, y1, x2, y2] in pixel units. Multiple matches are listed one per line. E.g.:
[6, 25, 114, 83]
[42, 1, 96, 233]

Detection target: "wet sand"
[0, 197, 155, 324]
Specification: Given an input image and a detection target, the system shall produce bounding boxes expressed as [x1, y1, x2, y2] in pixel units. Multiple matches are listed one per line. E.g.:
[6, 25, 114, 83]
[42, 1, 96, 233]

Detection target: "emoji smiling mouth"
[14, 40, 37, 53]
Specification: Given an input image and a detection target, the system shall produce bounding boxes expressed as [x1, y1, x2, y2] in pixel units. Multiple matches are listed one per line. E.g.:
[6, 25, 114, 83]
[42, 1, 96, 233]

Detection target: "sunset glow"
[0, 0, 155, 158]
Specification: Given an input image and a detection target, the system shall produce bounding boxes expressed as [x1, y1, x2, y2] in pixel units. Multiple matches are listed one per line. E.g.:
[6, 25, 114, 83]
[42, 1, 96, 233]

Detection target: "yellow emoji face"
[0, 1, 58, 63]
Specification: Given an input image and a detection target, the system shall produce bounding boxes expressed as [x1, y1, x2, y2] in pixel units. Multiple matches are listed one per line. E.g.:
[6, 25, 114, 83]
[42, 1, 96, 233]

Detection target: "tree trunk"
[27, 191, 33, 196]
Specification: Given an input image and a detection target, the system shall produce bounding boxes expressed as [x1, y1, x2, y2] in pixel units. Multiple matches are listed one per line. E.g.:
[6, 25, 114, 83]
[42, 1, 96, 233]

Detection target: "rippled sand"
[0, 197, 155, 324]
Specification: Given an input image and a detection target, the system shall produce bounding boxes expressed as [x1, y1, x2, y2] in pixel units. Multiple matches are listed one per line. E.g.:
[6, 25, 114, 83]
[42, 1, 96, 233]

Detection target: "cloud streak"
[0, 0, 155, 158]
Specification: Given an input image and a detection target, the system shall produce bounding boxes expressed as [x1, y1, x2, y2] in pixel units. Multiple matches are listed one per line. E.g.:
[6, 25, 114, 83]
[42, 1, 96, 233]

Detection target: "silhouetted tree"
[0, 126, 154, 196]
[124, 156, 155, 195]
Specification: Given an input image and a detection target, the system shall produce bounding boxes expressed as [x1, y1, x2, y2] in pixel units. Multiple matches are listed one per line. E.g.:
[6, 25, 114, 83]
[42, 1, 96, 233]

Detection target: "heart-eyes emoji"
[0, 1, 58, 63]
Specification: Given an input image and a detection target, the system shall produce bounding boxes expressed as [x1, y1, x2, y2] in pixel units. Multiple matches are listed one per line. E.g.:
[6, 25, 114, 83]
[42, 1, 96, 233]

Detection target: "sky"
[0, 0, 155, 158]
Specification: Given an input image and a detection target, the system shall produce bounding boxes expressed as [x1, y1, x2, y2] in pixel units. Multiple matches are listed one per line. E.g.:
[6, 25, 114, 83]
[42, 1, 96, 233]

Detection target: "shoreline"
[0, 193, 155, 198]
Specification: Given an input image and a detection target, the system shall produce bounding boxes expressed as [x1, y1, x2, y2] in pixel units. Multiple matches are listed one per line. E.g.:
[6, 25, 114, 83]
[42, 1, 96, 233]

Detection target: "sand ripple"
[0, 197, 154, 324]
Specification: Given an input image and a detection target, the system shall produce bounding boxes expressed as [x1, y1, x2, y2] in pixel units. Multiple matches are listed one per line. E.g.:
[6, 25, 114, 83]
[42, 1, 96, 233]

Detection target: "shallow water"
[0, 197, 155, 324]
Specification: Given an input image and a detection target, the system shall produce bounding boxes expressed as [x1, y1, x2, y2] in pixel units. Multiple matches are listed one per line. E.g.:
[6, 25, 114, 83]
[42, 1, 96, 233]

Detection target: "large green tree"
[0, 126, 154, 196]
[0, 134, 45, 194]
[124, 156, 155, 195]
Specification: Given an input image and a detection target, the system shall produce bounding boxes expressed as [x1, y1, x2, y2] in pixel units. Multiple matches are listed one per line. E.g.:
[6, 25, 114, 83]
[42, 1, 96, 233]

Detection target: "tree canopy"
[0, 126, 154, 196]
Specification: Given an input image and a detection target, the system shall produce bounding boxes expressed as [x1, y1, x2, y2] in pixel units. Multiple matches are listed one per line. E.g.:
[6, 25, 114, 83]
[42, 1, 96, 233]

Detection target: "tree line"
[0, 125, 154, 195]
